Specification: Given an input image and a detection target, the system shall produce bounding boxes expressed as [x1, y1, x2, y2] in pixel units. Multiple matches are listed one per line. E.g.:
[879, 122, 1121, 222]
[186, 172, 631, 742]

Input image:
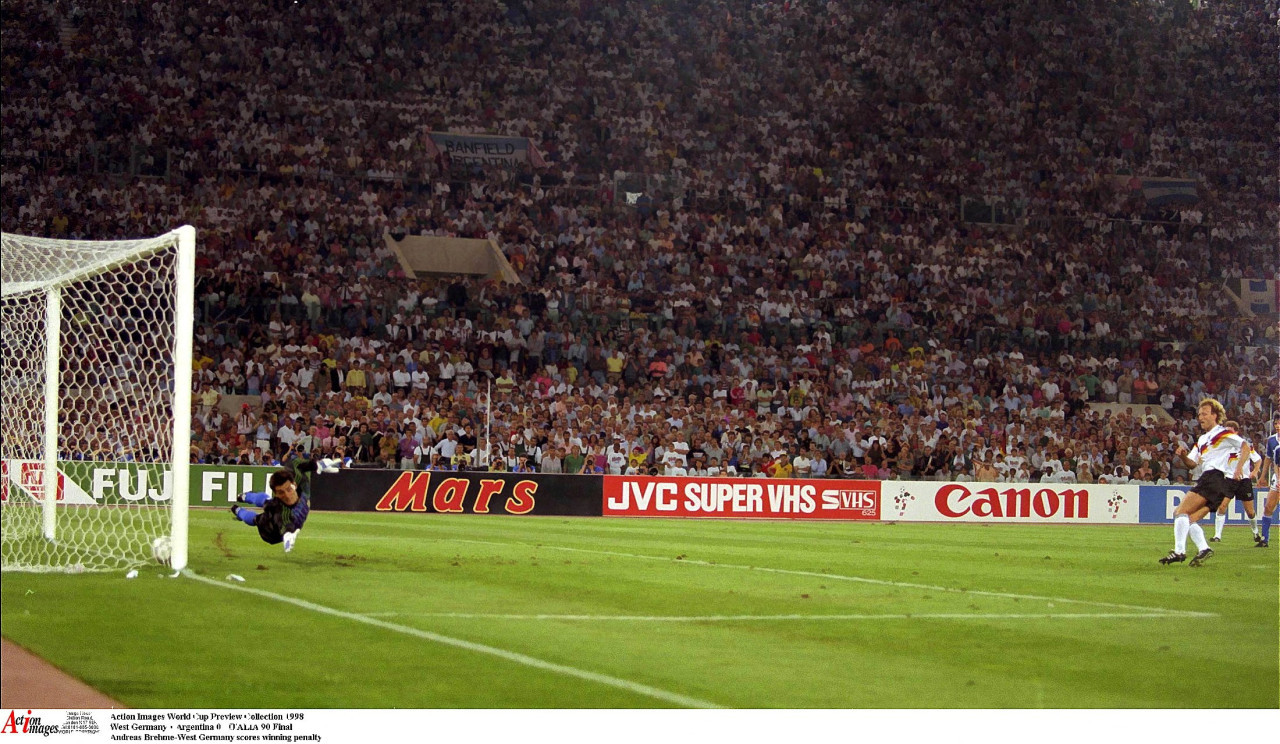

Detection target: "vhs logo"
[820, 489, 879, 517]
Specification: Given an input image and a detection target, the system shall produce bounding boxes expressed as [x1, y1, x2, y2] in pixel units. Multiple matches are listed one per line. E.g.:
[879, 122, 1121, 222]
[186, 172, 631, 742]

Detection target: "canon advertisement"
[880, 482, 1141, 523]
[602, 476, 881, 520]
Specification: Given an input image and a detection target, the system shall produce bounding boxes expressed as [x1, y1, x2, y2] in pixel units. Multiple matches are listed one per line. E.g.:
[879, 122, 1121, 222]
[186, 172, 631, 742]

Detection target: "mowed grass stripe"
[196, 511, 1261, 624]
[182, 570, 722, 709]
[363, 611, 1199, 621]
[171, 511, 1277, 707]
[294, 516, 1213, 618]
[300, 513, 1256, 607]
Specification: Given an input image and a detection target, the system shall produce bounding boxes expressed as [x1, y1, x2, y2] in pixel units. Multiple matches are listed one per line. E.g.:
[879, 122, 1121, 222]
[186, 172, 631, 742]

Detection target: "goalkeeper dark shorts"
[256, 501, 286, 544]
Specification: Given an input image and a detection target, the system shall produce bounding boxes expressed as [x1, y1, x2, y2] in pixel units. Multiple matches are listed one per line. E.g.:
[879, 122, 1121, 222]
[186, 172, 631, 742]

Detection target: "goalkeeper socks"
[234, 508, 258, 527]
[1188, 522, 1209, 552]
[1213, 512, 1226, 539]
[239, 491, 269, 507]
[1174, 514, 1190, 554]
[1262, 516, 1273, 542]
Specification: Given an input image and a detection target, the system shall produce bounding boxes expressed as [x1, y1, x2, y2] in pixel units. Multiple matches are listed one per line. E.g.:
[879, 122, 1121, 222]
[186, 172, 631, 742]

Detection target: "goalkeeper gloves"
[282, 531, 298, 553]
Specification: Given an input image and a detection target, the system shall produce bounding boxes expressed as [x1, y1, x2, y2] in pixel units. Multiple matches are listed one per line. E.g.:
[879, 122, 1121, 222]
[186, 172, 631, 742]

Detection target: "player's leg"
[238, 491, 270, 507]
[1239, 485, 1259, 540]
[1163, 491, 1208, 563]
[1187, 503, 1215, 566]
[1258, 487, 1278, 547]
[231, 504, 259, 526]
[231, 490, 268, 526]
[1212, 497, 1229, 542]
[1187, 504, 1211, 553]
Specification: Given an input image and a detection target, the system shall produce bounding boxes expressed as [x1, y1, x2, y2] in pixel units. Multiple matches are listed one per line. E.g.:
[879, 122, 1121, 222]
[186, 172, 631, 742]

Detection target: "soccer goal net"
[1, 226, 195, 572]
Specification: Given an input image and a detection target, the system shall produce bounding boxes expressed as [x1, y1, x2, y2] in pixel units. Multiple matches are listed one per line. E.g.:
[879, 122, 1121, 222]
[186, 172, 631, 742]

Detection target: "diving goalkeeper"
[231, 456, 320, 552]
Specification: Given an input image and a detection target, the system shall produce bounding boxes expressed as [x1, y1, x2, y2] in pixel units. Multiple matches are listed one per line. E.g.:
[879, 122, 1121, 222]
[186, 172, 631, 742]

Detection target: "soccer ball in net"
[151, 536, 173, 567]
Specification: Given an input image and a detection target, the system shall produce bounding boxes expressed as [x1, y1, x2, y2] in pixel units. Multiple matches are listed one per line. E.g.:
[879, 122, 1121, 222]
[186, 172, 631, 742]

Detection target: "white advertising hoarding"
[880, 481, 1141, 524]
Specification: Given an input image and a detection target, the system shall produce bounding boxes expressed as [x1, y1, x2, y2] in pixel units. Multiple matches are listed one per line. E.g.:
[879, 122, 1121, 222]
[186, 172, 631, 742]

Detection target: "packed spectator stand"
[3, 0, 1277, 485]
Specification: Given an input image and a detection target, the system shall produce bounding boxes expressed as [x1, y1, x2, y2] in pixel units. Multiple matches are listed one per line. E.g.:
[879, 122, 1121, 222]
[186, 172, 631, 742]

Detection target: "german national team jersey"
[1187, 425, 1244, 475]
[1226, 443, 1262, 479]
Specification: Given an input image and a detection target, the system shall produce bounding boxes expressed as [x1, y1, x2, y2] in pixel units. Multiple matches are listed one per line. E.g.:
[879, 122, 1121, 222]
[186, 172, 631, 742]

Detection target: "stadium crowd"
[3, 0, 1277, 484]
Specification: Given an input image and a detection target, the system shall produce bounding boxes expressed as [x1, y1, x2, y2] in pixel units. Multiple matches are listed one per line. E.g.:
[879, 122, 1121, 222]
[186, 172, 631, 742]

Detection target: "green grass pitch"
[2, 510, 1277, 708]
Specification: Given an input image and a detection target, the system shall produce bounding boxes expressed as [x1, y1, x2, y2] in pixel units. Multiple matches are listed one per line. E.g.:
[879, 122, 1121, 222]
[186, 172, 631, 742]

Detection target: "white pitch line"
[182, 570, 721, 709]
[363, 611, 1197, 622]
[438, 537, 1216, 619]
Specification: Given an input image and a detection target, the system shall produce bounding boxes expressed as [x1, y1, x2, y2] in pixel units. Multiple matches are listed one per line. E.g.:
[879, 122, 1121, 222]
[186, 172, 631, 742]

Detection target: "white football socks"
[1214, 512, 1226, 539]
[1174, 514, 1190, 554]
[1188, 522, 1209, 552]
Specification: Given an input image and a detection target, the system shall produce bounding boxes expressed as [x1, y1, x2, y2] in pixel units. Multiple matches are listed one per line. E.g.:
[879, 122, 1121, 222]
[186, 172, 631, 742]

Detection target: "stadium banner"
[1237, 278, 1278, 315]
[601, 476, 881, 520]
[426, 131, 547, 168]
[1108, 174, 1199, 207]
[1137, 484, 1269, 524]
[879, 482, 1140, 524]
[311, 469, 603, 516]
[1140, 177, 1198, 207]
[0, 459, 274, 506]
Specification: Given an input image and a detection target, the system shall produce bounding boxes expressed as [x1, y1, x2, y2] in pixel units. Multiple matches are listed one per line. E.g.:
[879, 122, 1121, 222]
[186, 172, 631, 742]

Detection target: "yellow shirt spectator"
[494, 371, 517, 395]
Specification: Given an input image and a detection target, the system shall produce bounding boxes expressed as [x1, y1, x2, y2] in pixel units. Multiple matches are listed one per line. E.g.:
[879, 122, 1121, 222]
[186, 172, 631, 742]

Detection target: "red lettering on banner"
[971, 488, 1002, 518]
[433, 478, 468, 512]
[373, 475, 541, 514]
[1058, 488, 1088, 518]
[505, 481, 537, 514]
[1034, 489, 1058, 517]
[375, 472, 430, 512]
[936, 484, 968, 518]
[935, 484, 1090, 519]
[472, 479, 506, 514]
[17, 462, 64, 502]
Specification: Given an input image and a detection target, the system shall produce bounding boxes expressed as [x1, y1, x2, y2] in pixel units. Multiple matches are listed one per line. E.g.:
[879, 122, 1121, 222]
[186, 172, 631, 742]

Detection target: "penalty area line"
[182, 570, 721, 709]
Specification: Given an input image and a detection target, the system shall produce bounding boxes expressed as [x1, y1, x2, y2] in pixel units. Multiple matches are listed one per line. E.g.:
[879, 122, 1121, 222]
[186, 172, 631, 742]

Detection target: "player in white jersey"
[1210, 421, 1262, 543]
[1256, 415, 1280, 548]
[1162, 398, 1240, 567]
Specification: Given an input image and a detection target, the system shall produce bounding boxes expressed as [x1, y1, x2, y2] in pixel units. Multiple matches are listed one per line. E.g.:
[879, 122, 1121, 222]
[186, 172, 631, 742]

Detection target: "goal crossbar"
[2, 233, 184, 297]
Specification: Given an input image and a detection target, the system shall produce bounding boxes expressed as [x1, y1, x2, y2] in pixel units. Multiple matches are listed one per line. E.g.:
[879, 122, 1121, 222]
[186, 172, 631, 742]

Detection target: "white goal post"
[1, 226, 195, 572]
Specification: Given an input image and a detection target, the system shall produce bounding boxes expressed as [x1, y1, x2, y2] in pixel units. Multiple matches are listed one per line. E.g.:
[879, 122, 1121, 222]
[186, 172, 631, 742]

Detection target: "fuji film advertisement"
[0, 459, 274, 507]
